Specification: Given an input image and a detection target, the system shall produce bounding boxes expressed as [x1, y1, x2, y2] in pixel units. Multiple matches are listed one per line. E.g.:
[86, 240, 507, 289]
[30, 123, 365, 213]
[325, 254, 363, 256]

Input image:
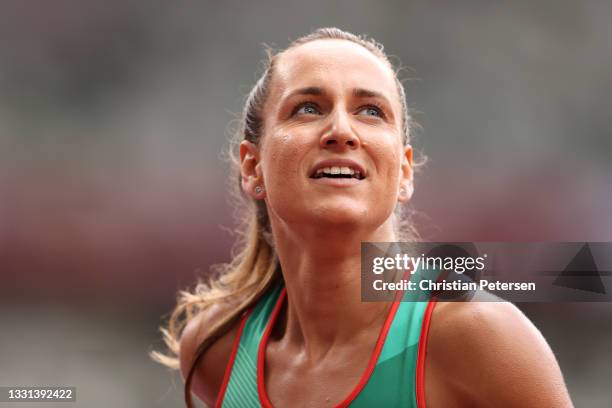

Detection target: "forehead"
[271, 39, 399, 104]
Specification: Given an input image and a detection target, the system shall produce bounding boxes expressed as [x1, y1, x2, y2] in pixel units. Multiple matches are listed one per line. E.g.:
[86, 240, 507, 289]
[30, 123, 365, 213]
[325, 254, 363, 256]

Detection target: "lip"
[308, 158, 367, 180]
[309, 176, 362, 187]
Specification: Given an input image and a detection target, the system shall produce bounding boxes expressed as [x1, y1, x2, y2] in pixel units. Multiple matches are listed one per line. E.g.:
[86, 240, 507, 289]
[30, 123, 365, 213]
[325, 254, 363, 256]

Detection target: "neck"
[269, 217, 396, 360]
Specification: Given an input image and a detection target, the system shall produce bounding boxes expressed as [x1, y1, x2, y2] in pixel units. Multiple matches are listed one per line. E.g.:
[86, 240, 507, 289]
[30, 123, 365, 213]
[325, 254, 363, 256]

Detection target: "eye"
[357, 105, 385, 118]
[292, 102, 322, 116]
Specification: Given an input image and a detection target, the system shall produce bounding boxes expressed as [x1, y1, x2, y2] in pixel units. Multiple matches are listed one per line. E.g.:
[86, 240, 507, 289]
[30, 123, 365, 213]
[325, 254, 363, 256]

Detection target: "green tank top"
[215, 282, 436, 408]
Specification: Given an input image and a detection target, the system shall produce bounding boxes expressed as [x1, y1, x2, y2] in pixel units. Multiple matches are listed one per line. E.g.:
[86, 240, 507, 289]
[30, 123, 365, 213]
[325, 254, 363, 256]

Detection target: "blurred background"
[1, 0, 611, 406]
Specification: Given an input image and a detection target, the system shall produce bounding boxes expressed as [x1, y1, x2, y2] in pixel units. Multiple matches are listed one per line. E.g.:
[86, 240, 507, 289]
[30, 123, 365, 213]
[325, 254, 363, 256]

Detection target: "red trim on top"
[337, 300, 400, 407]
[257, 288, 287, 408]
[214, 309, 253, 408]
[256, 287, 401, 408]
[416, 298, 437, 408]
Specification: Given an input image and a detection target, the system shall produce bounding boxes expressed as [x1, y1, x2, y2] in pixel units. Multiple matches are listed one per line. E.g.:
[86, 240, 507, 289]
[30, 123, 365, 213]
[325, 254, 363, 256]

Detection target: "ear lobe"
[398, 181, 414, 203]
[239, 141, 265, 199]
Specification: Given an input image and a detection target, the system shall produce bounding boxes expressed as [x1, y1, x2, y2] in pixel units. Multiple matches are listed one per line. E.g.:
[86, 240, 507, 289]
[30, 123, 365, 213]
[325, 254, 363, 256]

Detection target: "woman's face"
[241, 39, 413, 234]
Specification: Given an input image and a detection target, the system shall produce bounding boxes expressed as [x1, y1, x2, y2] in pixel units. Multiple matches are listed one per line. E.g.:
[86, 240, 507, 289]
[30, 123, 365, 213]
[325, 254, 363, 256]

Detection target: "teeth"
[314, 165, 362, 178]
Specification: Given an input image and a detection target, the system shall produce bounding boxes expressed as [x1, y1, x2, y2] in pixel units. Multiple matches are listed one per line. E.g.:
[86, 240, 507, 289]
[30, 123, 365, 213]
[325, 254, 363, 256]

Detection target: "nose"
[319, 109, 360, 150]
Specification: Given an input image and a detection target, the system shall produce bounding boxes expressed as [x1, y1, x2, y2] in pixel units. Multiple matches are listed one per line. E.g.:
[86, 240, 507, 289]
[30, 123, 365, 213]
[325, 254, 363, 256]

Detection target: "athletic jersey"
[214, 281, 436, 408]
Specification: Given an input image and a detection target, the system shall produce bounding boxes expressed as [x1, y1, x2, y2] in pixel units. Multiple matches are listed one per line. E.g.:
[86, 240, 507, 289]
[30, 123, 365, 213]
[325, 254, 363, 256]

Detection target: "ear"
[240, 140, 266, 199]
[398, 144, 413, 203]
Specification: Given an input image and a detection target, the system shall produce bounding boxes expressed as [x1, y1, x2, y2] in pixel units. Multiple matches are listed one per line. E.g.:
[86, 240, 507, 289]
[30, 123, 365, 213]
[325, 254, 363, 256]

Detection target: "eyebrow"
[285, 86, 325, 99]
[352, 87, 389, 103]
[283, 86, 391, 105]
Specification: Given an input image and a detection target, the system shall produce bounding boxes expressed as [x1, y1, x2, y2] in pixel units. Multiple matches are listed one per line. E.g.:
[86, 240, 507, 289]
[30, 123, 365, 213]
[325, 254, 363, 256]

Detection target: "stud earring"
[255, 185, 264, 195]
[399, 186, 407, 196]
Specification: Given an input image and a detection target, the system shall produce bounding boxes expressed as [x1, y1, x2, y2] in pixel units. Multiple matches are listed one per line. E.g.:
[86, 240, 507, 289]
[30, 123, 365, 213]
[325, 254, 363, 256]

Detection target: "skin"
[179, 39, 573, 407]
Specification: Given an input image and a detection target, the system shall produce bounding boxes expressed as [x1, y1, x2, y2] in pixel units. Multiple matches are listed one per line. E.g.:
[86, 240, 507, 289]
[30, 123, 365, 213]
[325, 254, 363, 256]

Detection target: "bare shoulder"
[425, 291, 573, 407]
[179, 301, 241, 407]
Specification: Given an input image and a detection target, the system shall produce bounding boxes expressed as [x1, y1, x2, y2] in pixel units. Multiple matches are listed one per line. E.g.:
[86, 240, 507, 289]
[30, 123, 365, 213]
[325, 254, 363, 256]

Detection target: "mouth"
[309, 160, 366, 181]
[311, 166, 365, 180]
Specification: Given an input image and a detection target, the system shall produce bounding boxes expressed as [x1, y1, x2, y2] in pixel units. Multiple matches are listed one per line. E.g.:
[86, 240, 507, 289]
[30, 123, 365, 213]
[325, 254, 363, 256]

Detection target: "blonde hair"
[151, 27, 419, 407]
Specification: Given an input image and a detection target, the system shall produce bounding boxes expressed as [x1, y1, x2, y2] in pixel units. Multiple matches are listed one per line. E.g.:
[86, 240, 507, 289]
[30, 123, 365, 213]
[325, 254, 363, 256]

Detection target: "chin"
[271, 197, 394, 235]
[304, 203, 386, 232]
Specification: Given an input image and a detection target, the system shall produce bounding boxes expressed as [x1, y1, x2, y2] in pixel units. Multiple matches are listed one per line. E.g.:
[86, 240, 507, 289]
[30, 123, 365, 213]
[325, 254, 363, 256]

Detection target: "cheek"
[367, 135, 403, 184]
[261, 132, 310, 190]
